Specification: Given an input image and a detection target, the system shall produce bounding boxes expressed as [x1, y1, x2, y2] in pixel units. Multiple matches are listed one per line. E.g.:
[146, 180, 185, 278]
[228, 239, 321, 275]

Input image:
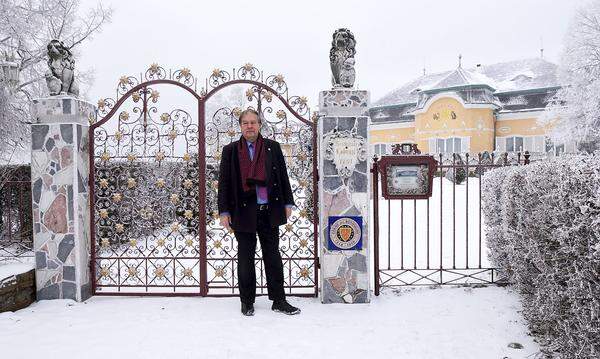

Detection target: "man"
[218, 108, 301, 316]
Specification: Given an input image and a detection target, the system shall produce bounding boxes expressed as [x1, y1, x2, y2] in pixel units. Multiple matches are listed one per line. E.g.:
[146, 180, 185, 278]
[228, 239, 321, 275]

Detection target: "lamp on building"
[0, 47, 20, 91]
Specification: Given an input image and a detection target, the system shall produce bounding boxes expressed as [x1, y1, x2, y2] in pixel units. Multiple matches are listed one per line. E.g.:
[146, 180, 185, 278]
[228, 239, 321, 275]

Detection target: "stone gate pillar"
[30, 96, 95, 301]
[318, 89, 371, 303]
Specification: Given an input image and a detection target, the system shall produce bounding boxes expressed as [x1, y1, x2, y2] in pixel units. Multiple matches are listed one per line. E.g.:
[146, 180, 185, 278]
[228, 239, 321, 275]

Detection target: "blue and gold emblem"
[328, 216, 362, 250]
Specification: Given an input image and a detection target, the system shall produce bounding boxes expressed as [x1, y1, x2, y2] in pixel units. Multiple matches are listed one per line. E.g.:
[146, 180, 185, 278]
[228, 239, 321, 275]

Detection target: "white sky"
[78, 0, 584, 107]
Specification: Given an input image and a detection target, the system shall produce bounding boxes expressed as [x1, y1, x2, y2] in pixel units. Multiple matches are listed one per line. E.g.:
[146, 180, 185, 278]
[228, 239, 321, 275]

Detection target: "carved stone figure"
[329, 28, 356, 88]
[445, 153, 467, 184]
[45, 40, 79, 96]
[339, 57, 356, 87]
[476, 151, 493, 176]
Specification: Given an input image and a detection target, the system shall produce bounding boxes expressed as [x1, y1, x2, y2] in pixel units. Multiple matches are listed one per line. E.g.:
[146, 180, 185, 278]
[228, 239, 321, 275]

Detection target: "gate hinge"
[316, 256, 320, 269]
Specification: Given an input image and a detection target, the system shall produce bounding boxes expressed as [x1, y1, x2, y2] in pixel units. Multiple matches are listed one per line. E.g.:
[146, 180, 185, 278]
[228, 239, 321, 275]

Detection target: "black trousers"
[234, 208, 285, 304]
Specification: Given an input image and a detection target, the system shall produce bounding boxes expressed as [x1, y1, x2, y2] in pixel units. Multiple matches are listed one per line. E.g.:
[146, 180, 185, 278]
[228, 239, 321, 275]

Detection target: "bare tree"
[0, 0, 112, 173]
[542, 0, 600, 153]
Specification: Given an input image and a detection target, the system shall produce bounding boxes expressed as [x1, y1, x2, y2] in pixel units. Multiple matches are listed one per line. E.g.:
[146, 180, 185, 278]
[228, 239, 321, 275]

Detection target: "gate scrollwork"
[90, 64, 318, 296]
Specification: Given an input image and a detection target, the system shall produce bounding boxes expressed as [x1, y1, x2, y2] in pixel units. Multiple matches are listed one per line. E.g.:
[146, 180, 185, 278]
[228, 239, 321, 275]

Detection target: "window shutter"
[524, 137, 534, 152]
[461, 137, 470, 154]
[534, 136, 544, 153]
[496, 137, 506, 152]
[428, 138, 436, 154]
[515, 137, 524, 152]
[446, 138, 451, 154]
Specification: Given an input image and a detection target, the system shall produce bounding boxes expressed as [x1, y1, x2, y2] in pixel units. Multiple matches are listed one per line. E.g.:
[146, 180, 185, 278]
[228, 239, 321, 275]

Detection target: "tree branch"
[17, 75, 46, 90]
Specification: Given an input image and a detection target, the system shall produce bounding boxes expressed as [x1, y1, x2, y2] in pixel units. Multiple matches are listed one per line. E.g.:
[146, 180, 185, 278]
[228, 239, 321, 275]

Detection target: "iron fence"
[0, 165, 33, 263]
[372, 151, 531, 294]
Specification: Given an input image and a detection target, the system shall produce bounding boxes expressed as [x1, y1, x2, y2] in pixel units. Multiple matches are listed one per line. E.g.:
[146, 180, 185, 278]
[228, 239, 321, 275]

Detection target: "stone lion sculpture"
[329, 28, 356, 88]
[45, 39, 79, 96]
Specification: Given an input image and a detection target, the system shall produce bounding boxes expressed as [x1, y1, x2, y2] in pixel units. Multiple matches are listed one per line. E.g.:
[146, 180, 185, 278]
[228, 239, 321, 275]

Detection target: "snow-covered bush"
[482, 154, 600, 358]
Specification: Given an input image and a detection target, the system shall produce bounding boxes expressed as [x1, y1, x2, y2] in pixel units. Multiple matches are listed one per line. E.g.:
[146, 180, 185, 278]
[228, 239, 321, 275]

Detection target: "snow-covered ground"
[0, 262, 34, 280]
[375, 177, 489, 270]
[0, 286, 538, 359]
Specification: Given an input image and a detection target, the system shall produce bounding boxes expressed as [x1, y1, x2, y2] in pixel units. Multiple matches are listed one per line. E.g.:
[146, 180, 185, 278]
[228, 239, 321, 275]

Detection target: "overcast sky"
[78, 0, 584, 107]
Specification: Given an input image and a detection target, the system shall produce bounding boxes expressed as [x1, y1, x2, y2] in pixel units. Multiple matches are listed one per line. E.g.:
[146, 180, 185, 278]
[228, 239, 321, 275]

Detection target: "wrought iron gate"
[90, 64, 318, 296]
[372, 151, 531, 294]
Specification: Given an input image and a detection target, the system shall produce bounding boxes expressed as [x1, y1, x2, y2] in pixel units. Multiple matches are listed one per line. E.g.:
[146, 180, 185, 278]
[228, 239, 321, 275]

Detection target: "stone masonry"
[318, 89, 370, 303]
[31, 96, 95, 301]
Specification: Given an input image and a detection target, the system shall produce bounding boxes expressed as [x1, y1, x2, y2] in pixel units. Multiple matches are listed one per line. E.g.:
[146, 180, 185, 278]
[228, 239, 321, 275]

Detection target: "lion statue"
[329, 28, 356, 88]
[45, 39, 79, 96]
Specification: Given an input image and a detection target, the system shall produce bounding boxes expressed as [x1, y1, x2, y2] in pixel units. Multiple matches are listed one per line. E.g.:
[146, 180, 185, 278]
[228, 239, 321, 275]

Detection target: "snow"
[0, 144, 30, 165]
[0, 286, 539, 359]
[375, 177, 489, 271]
[430, 67, 496, 91]
[481, 58, 558, 93]
[0, 175, 538, 357]
[0, 262, 34, 280]
[374, 71, 450, 106]
[375, 58, 559, 107]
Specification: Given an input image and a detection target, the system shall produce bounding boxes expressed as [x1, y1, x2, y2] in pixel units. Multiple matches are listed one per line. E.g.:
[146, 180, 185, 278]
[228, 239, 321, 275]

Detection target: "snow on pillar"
[30, 96, 95, 301]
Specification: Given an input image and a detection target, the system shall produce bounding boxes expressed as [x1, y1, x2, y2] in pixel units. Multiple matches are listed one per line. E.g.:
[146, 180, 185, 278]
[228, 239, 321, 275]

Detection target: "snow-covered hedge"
[482, 154, 600, 358]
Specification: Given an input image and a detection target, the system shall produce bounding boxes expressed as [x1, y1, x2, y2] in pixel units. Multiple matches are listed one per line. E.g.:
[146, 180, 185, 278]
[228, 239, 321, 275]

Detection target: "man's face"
[240, 113, 261, 142]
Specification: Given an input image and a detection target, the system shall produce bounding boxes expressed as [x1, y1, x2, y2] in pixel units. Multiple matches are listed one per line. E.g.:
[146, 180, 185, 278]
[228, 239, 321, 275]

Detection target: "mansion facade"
[368, 58, 573, 156]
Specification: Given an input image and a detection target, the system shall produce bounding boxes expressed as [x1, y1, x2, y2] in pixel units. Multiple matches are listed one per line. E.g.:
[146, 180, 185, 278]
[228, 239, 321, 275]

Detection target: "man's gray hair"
[238, 108, 261, 123]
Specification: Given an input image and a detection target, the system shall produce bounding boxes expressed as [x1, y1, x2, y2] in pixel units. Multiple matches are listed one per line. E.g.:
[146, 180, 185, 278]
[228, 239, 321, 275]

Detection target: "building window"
[373, 143, 388, 156]
[505, 136, 524, 152]
[544, 138, 577, 156]
[496, 136, 546, 153]
[429, 137, 469, 154]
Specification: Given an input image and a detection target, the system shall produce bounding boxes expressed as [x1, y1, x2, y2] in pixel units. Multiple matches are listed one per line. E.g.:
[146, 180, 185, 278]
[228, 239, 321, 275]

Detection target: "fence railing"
[372, 151, 532, 294]
[0, 165, 33, 263]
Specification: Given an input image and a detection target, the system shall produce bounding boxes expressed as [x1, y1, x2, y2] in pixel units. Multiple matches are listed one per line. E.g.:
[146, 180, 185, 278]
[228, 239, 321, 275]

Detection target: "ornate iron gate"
[90, 64, 318, 296]
[372, 151, 531, 294]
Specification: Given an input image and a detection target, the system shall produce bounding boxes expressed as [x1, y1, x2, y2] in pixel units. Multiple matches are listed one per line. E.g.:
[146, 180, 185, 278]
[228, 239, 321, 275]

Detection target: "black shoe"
[241, 302, 254, 316]
[271, 300, 301, 315]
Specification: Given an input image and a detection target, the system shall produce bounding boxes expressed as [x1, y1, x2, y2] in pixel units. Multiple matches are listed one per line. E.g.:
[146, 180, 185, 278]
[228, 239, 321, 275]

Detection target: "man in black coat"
[218, 109, 301, 316]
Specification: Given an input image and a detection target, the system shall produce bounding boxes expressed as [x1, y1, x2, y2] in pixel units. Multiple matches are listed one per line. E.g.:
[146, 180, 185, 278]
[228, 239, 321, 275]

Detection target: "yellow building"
[369, 58, 573, 156]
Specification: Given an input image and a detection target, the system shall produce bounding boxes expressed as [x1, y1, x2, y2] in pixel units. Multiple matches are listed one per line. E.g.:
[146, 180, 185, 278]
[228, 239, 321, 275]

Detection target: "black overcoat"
[217, 138, 295, 233]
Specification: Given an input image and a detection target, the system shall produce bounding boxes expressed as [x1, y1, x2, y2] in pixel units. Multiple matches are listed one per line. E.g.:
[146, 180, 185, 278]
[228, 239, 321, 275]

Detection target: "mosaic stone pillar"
[318, 89, 370, 303]
[30, 96, 95, 301]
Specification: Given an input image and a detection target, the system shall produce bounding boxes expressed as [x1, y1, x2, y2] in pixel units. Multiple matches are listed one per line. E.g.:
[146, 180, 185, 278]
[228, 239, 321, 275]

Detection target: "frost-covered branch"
[0, 0, 112, 174]
[542, 1, 600, 153]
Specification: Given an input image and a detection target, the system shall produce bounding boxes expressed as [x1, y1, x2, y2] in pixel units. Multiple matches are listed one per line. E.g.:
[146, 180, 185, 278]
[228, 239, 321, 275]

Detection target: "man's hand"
[220, 214, 231, 230]
[285, 206, 292, 220]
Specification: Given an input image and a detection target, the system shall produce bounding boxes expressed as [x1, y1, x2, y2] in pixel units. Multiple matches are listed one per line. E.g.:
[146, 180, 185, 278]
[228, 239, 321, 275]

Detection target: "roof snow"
[375, 71, 450, 107]
[430, 66, 495, 91]
[375, 58, 559, 107]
